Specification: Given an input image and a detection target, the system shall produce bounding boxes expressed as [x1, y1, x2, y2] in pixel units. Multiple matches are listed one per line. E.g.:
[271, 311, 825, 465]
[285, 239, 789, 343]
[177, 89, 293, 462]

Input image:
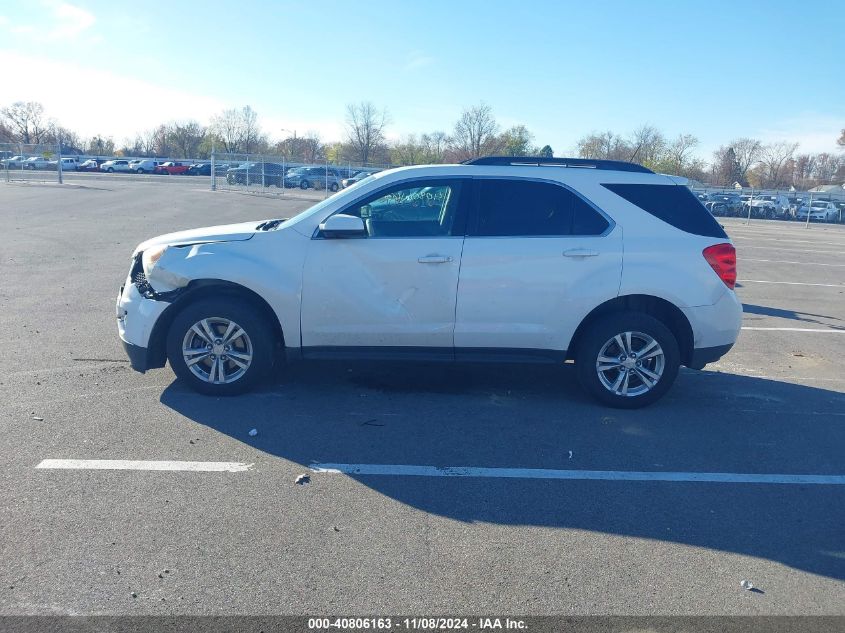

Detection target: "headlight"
[141, 245, 168, 277]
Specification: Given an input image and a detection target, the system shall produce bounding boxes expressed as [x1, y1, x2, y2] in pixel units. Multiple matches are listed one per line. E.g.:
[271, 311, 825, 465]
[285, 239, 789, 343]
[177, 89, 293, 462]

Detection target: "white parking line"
[738, 245, 845, 255]
[743, 258, 845, 267]
[311, 463, 845, 485]
[741, 327, 845, 333]
[731, 235, 845, 248]
[739, 279, 845, 288]
[35, 459, 253, 472]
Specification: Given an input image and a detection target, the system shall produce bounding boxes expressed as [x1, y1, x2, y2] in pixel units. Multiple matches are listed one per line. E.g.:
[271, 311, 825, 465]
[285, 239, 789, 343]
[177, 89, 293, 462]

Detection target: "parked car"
[796, 200, 839, 222]
[704, 192, 743, 216]
[341, 171, 375, 188]
[100, 159, 132, 173]
[77, 159, 100, 172]
[49, 157, 79, 171]
[154, 161, 190, 175]
[187, 163, 214, 176]
[128, 159, 159, 174]
[225, 162, 286, 186]
[1, 155, 29, 168]
[284, 166, 342, 191]
[742, 193, 791, 219]
[24, 156, 52, 170]
[116, 156, 741, 408]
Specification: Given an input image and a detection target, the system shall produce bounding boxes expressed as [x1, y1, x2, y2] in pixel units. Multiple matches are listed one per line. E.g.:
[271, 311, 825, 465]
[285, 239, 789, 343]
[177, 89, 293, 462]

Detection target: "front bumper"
[117, 281, 170, 373]
[121, 339, 151, 372]
[688, 343, 734, 370]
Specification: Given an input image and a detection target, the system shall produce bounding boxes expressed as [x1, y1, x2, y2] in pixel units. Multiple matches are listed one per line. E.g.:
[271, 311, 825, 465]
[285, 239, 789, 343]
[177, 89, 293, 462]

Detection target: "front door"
[300, 178, 469, 355]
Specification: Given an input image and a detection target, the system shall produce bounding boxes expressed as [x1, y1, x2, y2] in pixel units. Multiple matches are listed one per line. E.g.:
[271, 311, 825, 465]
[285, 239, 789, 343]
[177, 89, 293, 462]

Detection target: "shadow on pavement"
[160, 362, 845, 581]
[743, 303, 843, 326]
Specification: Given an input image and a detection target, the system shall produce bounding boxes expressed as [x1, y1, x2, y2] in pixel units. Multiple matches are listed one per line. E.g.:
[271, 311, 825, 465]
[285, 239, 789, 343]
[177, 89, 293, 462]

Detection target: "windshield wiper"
[255, 219, 288, 231]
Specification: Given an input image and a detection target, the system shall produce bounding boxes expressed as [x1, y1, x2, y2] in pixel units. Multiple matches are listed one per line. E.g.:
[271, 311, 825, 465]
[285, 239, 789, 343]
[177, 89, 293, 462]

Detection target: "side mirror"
[319, 214, 367, 238]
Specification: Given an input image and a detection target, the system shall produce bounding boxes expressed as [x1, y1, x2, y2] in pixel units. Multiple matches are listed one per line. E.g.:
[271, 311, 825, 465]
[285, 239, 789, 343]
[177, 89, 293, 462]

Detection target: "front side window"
[473, 179, 608, 237]
[341, 179, 465, 237]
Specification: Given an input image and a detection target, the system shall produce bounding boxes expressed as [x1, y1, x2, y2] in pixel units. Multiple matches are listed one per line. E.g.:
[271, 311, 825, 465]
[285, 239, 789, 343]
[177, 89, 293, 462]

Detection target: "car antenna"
[628, 142, 642, 163]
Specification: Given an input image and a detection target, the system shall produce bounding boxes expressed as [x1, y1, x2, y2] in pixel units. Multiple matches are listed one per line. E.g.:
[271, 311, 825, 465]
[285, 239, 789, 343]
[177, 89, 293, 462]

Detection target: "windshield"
[283, 173, 380, 228]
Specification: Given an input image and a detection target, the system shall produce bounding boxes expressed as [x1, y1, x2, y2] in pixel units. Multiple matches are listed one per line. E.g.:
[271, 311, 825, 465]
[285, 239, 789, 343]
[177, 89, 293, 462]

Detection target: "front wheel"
[166, 298, 276, 396]
[300, 180, 310, 190]
[576, 312, 680, 408]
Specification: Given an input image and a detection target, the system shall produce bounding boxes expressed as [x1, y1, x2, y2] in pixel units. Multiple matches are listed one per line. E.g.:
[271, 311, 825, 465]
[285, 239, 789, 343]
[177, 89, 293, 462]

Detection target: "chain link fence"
[0, 142, 70, 183]
[210, 152, 388, 199]
[690, 184, 845, 223]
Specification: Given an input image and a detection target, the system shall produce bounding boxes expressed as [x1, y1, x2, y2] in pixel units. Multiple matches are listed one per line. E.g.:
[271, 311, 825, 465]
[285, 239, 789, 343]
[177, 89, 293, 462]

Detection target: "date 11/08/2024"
[308, 617, 528, 630]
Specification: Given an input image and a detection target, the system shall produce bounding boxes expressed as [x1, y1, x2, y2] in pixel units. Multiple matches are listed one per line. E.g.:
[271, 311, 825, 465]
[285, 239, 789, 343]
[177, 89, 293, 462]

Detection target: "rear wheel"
[166, 298, 276, 396]
[300, 180, 310, 190]
[330, 182, 339, 192]
[576, 312, 680, 408]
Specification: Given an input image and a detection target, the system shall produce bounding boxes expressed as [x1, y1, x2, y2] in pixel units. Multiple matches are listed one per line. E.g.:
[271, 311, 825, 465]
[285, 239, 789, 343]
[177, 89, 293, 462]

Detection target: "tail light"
[703, 243, 737, 290]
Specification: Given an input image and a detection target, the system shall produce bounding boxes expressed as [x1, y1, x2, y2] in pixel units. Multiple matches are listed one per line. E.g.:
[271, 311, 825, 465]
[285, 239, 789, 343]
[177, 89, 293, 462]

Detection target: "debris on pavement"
[740, 580, 754, 590]
[131, 592, 138, 598]
[32, 416, 44, 421]
[295, 474, 310, 485]
[248, 428, 258, 437]
[568, 451, 573, 459]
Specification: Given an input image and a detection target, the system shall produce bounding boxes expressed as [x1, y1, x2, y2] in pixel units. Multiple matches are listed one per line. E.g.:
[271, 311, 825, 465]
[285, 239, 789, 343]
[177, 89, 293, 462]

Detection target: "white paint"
[310, 463, 845, 485]
[36, 459, 253, 472]
[742, 258, 845, 267]
[741, 327, 845, 333]
[739, 279, 845, 288]
[738, 245, 845, 256]
[731, 236, 845, 248]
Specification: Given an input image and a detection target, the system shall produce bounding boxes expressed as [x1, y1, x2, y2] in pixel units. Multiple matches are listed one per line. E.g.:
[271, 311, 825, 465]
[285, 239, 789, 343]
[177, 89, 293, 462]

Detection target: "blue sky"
[1, 0, 842, 158]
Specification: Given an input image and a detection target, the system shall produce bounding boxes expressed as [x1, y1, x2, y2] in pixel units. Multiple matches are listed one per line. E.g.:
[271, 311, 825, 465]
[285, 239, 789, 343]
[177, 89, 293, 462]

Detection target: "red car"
[154, 161, 190, 175]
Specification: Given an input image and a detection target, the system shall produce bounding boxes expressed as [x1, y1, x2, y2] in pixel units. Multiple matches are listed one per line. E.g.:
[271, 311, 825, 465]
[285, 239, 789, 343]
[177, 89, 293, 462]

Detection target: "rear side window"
[473, 179, 609, 237]
[602, 183, 728, 238]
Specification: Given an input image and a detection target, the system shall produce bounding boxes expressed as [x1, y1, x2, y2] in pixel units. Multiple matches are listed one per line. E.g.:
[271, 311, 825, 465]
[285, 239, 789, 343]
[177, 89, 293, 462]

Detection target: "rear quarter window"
[602, 183, 728, 239]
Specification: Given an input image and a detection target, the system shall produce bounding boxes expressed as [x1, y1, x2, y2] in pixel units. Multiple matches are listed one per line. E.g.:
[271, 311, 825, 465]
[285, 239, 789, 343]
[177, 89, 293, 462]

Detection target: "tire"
[300, 180, 310, 190]
[166, 298, 276, 396]
[107, 167, 114, 173]
[330, 182, 339, 192]
[575, 312, 680, 409]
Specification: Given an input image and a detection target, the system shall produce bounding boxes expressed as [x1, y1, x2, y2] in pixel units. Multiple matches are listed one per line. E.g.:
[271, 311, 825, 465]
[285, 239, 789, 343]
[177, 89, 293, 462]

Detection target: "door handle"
[563, 248, 599, 258]
[418, 255, 453, 264]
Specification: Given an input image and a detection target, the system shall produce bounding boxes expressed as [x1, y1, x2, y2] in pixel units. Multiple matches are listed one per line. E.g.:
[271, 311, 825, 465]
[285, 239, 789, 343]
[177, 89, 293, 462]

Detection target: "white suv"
[116, 157, 741, 407]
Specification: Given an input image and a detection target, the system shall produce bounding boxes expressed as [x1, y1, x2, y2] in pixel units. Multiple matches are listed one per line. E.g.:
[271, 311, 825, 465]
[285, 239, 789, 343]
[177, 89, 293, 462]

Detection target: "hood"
[132, 220, 259, 255]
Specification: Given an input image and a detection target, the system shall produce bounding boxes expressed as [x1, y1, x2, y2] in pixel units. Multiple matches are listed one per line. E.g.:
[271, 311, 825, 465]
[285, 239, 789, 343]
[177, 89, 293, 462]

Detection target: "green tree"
[538, 145, 553, 158]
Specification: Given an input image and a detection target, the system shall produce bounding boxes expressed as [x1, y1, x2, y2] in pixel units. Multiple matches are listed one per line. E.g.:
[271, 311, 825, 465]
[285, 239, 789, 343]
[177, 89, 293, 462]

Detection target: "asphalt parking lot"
[0, 179, 843, 616]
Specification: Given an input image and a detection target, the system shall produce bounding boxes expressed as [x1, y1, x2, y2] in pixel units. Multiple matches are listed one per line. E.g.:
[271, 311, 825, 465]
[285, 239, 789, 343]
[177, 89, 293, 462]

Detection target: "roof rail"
[463, 156, 654, 174]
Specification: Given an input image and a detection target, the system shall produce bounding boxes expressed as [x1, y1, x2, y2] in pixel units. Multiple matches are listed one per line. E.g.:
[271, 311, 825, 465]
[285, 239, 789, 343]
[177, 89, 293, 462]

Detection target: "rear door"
[454, 177, 623, 358]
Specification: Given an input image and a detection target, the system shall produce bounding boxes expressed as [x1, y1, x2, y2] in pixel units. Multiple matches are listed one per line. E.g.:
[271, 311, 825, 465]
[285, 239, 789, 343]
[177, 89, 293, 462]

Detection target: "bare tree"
[167, 121, 206, 159]
[210, 108, 242, 153]
[665, 134, 700, 174]
[500, 125, 535, 157]
[1, 101, 49, 144]
[711, 146, 742, 186]
[85, 135, 115, 156]
[576, 131, 631, 160]
[450, 103, 501, 160]
[420, 131, 449, 163]
[391, 134, 426, 166]
[838, 129, 845, 147]
[728, 138, 762, 184]
[628, 125, 666, 166]
[812, 153, 841, 184]
[758, 141, 799, 188]
[345, 102, 388, 165]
